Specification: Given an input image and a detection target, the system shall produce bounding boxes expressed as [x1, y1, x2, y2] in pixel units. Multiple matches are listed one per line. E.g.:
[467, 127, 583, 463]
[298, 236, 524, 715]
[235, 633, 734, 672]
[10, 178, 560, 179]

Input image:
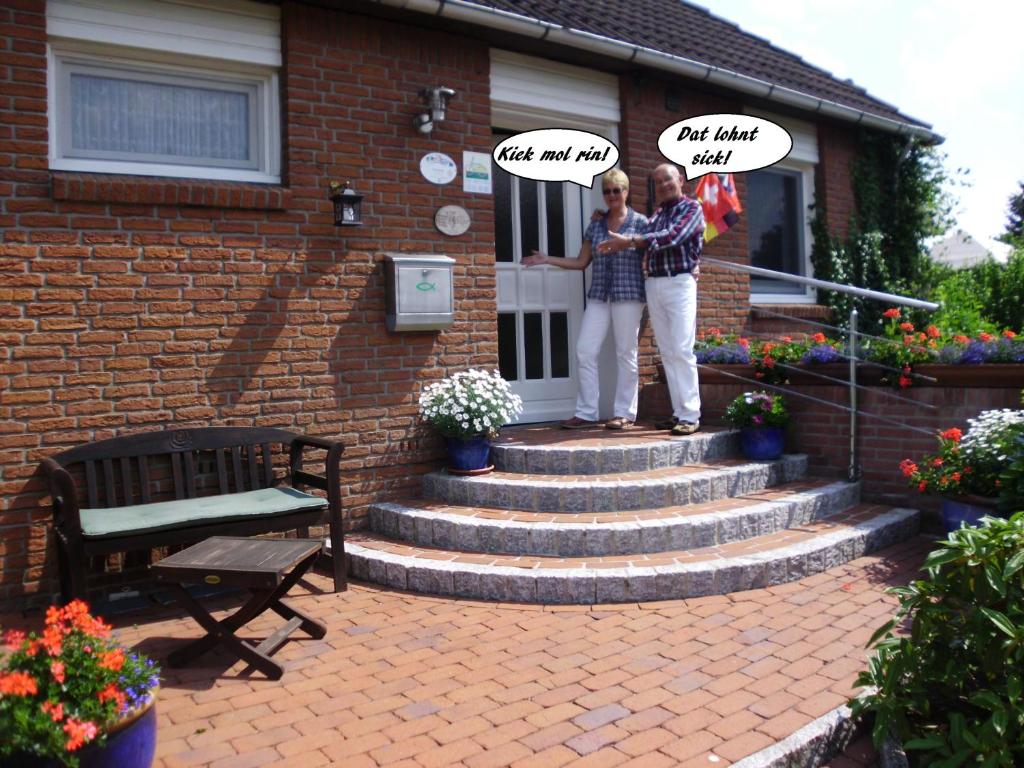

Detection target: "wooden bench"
[40, 427, 346, 602]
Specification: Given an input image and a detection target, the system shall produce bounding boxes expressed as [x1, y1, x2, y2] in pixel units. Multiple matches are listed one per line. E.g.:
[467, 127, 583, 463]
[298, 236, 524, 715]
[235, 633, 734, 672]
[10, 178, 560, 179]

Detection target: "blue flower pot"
[445, 436, 492, 474]
[940, 496, 1003, 534]
[738, 426, 785, 460]
[1, 696, 156, 768]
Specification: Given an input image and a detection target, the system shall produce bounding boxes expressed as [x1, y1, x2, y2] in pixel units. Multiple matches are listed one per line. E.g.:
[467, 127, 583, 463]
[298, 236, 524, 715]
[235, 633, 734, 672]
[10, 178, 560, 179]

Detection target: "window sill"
[51, 172, 291, 210]
[750, 303, 832, 321]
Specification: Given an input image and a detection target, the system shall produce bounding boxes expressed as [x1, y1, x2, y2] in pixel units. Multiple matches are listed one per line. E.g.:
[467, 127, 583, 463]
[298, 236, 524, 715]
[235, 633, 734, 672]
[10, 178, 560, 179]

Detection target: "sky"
[696, 0, 1023, 259]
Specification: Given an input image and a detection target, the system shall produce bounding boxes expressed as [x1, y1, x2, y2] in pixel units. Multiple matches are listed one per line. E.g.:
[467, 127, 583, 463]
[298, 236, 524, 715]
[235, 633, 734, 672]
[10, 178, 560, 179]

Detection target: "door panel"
[493, 140, 585, 423]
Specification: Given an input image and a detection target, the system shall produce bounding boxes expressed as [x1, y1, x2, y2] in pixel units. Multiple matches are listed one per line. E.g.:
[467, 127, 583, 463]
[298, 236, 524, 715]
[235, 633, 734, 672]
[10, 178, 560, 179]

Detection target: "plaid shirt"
[642, 195, 705, 277]
[585, 208, 648, 302]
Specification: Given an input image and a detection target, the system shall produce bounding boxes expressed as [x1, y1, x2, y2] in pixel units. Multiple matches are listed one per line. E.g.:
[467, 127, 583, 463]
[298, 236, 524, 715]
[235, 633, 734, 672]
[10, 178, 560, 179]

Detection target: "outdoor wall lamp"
[413, 86, 456, 134]
[330, 181, 363, 226]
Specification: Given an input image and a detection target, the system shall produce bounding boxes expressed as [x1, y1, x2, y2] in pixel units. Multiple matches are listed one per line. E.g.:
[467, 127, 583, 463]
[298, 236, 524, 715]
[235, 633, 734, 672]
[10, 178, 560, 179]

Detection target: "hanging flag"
[695, 173, 743, 241]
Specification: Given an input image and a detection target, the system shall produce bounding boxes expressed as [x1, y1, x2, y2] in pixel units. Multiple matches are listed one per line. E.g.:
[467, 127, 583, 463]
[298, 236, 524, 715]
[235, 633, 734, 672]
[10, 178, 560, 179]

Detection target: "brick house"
[0, 0, 940, 606]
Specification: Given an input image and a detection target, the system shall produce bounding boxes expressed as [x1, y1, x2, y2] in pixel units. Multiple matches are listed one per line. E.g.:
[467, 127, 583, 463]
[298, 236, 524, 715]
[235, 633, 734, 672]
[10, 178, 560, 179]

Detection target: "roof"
[459, 0, 933, 131]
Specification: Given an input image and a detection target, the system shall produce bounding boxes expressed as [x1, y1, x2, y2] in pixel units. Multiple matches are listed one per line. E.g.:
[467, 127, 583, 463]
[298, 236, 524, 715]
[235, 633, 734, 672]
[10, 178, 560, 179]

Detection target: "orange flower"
[951, 472, 962, 482]
[902, 335, 915, 347]
[98, 647, 125, 672]
[761, 355, 776, 368]
[916, 332, 927, 342]
[812, 332, 826, 343]
[940, 428, 962, 442]
[63, 718, 98, 752]
[98, 683, 127, 711]
[41, 700, 64, 722]
[3, 629, 26, 649]
[899, 322, 915, 333]
[781, 336, 793, 343]
[50, 661, 65, 684]
[979, 332, 993, 342]
[738, 337, 750, 348]
[899, 460, 918, 478]
[40, 626, 63, 657]
[931, 458, 943, 467]
[926, 325, 941, 338]
[1003, 329, 1017, 339]
[953, 334, 969, 344]
[918, 480, 927, 493]
[899, 376, 913, 388]
[707, 327, 721, 336]
[883, 308, 901, 319]
[0, 671, 38, 696]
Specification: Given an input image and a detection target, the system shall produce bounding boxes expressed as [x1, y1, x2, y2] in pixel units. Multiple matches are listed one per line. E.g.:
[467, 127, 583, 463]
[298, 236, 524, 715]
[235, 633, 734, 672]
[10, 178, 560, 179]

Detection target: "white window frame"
[748, 157, 817, 304]
[48, 41, 280, 183]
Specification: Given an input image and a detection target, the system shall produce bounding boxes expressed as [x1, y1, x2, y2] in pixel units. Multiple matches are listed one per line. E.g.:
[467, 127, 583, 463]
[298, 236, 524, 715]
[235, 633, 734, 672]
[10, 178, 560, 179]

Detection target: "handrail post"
[848, 309, 860, 482]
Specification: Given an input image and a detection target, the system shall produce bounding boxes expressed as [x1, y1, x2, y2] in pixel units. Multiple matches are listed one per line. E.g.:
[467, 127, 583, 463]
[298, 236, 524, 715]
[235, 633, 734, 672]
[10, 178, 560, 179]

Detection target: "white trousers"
[574, 299, 645, 421]
[645, 273, 700, 423]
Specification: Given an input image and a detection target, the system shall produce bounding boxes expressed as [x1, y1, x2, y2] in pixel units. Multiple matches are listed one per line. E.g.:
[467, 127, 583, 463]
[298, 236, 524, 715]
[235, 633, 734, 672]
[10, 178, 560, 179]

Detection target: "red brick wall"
[0, 1, 498, 604]
[816, 122, 858, 242]
[0, 0, 865, 605]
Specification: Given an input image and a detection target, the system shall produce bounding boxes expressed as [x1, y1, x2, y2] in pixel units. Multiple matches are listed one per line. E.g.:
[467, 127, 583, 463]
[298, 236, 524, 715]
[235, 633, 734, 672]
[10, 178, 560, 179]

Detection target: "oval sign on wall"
[420, 152, 457, 185]
[435, 205, 471, 236]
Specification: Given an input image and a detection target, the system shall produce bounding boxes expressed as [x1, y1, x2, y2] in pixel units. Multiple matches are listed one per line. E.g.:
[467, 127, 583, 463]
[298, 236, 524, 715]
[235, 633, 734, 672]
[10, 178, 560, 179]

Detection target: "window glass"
[494, 165, 514, 263]
[519, 179, 539, 260]
[497, 313, 518, 380]
[523, 312, 544, 379]
[69, 73, 253, 166]
[549, 312, 569, 378]
[544, 182, 565, 258]
[747, 169, 804, 294]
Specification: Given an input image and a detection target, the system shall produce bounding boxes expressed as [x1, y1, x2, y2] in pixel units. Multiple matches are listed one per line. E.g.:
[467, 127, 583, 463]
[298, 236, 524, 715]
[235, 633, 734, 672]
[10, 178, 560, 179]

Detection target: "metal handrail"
[698, 256, 942, 480]
[703, 256, 940, 311]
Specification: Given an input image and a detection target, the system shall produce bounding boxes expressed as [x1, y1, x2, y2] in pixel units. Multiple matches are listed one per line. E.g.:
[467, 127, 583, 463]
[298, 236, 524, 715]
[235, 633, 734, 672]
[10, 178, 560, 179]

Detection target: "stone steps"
[367, 479, 860, 556]
[341, 504, 920, 603]
[491, 425, 737, 474]
[424, 454, 809, 512]
[331, 422, 922, 604]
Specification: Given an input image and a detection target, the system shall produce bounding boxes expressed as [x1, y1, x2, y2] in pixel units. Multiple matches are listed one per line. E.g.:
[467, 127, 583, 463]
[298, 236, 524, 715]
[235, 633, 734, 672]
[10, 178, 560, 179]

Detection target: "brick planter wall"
[642, 364, 1024, 510]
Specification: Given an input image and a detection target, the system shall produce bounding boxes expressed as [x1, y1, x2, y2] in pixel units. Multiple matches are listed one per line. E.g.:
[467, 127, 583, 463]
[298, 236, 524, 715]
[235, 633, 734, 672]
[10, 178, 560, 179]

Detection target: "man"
[598, 163, 704, 436]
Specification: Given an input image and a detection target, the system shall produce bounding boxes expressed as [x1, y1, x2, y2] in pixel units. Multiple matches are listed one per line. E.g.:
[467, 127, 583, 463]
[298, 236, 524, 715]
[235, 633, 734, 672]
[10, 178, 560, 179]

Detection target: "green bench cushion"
[80, 487, 327, 539]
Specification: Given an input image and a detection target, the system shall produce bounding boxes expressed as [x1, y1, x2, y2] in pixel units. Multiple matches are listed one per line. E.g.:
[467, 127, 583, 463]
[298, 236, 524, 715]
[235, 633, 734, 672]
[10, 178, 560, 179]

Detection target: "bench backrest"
[51, 427, 301, 509]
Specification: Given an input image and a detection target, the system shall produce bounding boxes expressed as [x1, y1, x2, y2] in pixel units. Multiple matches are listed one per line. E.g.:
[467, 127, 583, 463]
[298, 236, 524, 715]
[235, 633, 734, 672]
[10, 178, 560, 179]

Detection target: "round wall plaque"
[435, 205, 471, 236]
[419, 152, 457, 185]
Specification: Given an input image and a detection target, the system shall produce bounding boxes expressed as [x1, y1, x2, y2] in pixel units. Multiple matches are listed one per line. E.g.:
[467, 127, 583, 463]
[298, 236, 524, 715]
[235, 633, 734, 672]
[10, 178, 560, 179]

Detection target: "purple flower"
[753, 414, 764, 425]
[801, 344, 842, 364]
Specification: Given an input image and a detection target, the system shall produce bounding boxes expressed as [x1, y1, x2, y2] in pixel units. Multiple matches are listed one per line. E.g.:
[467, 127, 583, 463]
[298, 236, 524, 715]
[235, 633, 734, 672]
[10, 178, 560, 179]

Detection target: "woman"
[522, 168, 648, 429]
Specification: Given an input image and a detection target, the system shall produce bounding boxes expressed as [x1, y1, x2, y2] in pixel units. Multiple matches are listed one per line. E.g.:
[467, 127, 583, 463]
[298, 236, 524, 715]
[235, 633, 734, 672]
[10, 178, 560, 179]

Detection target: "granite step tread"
[369, 479, 861, 555]
[492, 425, 738, 474]
[339, 504, 921, 603]
[425, 454, 809, 512]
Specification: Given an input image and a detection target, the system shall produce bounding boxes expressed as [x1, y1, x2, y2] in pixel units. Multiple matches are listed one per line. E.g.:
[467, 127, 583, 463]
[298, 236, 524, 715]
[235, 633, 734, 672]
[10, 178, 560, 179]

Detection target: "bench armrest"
[39, 457, 83, 535]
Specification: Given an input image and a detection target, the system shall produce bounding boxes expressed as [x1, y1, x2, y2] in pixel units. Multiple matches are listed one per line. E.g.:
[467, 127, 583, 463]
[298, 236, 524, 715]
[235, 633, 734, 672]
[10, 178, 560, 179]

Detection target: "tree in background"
[999, 180, 1024, 245]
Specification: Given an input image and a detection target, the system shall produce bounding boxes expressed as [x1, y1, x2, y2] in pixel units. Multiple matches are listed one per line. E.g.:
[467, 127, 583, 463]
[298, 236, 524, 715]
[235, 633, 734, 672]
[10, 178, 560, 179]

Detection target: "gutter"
[372, 0, 943, 144]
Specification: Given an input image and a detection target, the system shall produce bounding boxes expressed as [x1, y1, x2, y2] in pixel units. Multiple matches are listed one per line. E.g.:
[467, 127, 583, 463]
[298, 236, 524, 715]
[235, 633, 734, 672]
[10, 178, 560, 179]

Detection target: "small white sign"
[420, 152, 457, 185]
[462, 151, 492, 194]
[435, 205, 471, 236]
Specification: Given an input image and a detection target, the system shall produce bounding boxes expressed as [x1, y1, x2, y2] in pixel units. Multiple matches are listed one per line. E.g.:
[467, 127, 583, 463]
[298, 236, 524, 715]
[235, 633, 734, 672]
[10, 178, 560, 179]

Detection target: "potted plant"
[724, 390, 789, 460]
[1, 599, 160, 768]
[419, 368, 523, 475]
[851, 512, 1024, 766]
[900, 406, 1024, 532]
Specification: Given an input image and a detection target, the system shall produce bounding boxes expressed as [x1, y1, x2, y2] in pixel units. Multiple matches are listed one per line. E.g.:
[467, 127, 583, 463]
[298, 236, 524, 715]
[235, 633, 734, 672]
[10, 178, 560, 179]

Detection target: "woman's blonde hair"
[602, 168, 629, 190]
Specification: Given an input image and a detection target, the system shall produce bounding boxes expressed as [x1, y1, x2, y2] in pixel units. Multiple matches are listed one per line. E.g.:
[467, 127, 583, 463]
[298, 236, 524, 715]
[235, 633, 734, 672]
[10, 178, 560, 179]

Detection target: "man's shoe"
[670, 420, 700, 436]
[605, 417, 633, 430]
[560, 416, 599, 430]
[655, 418, 677, 430]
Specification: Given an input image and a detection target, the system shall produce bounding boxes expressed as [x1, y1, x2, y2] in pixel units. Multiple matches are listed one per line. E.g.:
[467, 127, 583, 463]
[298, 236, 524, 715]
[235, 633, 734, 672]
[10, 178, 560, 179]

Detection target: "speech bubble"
[657, 114, 793, 181]
[492, 129, 619, 188]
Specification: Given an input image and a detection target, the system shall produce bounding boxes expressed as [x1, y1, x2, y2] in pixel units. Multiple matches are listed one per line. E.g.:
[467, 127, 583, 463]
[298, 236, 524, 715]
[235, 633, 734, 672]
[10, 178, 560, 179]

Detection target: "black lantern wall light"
[329, 181, 363, 226]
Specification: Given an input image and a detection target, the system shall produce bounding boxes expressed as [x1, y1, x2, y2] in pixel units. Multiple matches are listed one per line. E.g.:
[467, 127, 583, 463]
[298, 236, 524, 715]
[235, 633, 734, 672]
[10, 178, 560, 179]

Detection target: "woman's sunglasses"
[602, 187, 624, 195]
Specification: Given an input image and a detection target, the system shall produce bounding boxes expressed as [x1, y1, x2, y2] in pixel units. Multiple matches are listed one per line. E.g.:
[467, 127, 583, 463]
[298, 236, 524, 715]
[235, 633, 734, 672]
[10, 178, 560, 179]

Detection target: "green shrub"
[851, 513, 1024, 766]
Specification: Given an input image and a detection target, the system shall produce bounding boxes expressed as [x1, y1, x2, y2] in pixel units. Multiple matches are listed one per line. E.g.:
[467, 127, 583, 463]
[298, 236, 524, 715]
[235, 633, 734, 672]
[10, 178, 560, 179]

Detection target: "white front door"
[494, 142, 586, 423]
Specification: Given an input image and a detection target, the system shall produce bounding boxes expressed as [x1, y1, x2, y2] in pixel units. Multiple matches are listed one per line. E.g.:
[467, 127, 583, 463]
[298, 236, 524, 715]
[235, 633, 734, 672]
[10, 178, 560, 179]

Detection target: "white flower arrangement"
[419, 369, 523, 440]
[960, 408, 1024, 467]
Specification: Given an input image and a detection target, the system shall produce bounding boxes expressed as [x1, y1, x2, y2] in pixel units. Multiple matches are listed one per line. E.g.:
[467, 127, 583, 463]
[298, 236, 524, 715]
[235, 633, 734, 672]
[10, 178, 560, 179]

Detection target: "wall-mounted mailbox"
[384, 254, 456, 331]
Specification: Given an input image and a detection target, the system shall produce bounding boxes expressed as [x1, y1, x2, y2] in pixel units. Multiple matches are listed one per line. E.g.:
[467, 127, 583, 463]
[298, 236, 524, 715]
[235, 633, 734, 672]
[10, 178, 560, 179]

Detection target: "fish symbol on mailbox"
[416, 281, 436, 292]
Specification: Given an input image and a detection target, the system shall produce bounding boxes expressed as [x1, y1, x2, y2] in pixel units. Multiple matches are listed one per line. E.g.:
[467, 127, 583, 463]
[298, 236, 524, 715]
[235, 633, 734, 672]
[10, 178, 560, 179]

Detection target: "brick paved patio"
[51, 535, 930, 768]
